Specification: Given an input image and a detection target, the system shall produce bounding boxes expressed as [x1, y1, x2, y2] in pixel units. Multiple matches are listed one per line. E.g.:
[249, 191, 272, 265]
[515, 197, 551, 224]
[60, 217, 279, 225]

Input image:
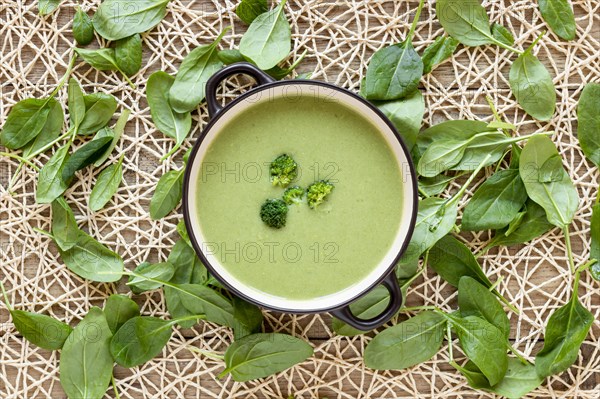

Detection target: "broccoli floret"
[260, 199, 288, 229]
[282, 186, 304, 205]
[270, 154, 297, 187]
[306, 180, 334, 209]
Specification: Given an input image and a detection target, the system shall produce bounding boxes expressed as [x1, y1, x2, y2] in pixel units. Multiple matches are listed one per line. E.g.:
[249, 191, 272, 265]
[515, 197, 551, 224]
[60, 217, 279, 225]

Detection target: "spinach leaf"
[491, 23, 515, 46]
[177, 220, 192, 247]
[451, 360, 490, 389]
[364, 311, 446, 370]
[265, 50, 307, 80]
[421, 36, 460, 74]
[147, 71, 192, 159]
[36, 142, 71, 204]
[458, 276, 510, 340]
[236, 0, 268, 24]
[93, 0, 171, 41]
[167, 283, 235, 328]
[577, 82, 600, 167]
[486, 199, 554, 248]
[79, 92, 118, 136]
[219, 333, 313, 381]
[429, 235, 494, 289]
[519, 135, 578, 228]
[68, 79, 86, 132]
[535, 274, 593, 378]
[51, 198, 80, 251]
[1, 98, 56, 150]
[38, 0, 63, 15]
[591, 204, 600, 280]
[115, 34, 143, 76]
[128, 262, 175, 293]
[59, 307, 113, 399]
[150, 169, 184, 219]
[218, 49, 246, 64]
[104, 294, 140, 334]
[509, 44, 556, 121]
[61, 134, 114, 181]
[448, 314, 508, 386]
[537, 0, 576, 41]
[332, 286, 391, 336]
[415, 120, 492, 161]
[110, 316, 173, 367]
[169, 29, 228, 113]
[435, 0, 497, 47]
[58, 231, 124, 282]
[8, 303, 72, 350]
[461, 169, 528, 231]
[232, 296, 264, 340]
[417, 139, 468, 177]
[22, 100, 64, 158]
[75, 48, 134, 86]
[168, 239, 197, 283]
[372, 90, 425, 151]
[450, 132, 510, 171]
[418, 174, 459, 197]
[89, 155, 124, 211]
[94, 110, 130, 167]
[239, 0, 291, 70]
[73, 7, 95, 46]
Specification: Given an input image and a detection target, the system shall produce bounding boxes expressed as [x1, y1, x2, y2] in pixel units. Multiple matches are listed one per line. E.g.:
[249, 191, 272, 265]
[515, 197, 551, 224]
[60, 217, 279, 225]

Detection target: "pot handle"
[331, 271, 402, 331]
[205, 62, 276, 118]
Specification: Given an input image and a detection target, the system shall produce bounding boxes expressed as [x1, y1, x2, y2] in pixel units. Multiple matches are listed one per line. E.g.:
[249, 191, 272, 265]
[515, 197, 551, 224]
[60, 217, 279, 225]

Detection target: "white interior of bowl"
[185, 83, 415, 312]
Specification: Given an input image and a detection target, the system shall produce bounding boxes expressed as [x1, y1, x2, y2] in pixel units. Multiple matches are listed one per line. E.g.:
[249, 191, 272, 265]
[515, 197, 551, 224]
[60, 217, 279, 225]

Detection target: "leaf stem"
[507, 343, 528, 364]
[25, 130, 73, 160]
[563, 225, 576, 274]
[524, 31, 546, 55]
[496, 291, 519, 314]
[0, 281, 12, 310]
[111, 374, 121, 399]
[34, 228, 55, 240]
[186, 346, 225, 361]
[169, 314, 206, 326]
[447, 154, 492, 206]
[401, 305, 439, 312]
[447, 323, 454, 363]
[49, 55, 77, 98]
[0, 152, 40, 171]
[407, 0, 426, 42]
[486, 95, 502, 123]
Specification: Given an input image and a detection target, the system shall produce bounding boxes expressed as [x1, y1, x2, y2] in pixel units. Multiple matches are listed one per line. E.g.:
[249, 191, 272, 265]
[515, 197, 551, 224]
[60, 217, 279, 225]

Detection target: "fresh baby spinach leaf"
[218, 49, 246, 64]
[38, 0, 63, 15]
[68, 78, 86, 132]
[519, 135, 578, 228]
[115, 34, 143, 76]
[167, 283, 236, 328]
[128, 262, 175, 293]
[239, 0, 291, 70]
[22, 100, 64, 158]
[219, 333, 313, 381]
[232, 296, 264, 340]
[577, 82, 600, 167]
[36, 142, 71, 204]
[110, 316, 174, 367]
[93, 0, 171, 41]
[418, 174, 462, 197]
[421, 35, 460, 74]
[591, 205, 600, 280]
[73, 7, 95, 46]
[89, 155, 124, 211]
[537, 0, 576, 41]
[415, 120, 492, 161]
[74, 48, 134, 86]
[236, 0, 268, 24]
[373, 90, 425, 151]
[150, 169, 185, 219]
[169, 29, 229, 113]
[491, 23, 515, 46]
[79, 92, 118, 136]
[61, 134, 114, 181]
[364, 311, 446, 370]
[94, 110, 130, 167]
[59, 307, 113, 399]
[51, 197, 80, 251]
[1, 98, 56, 150]
[332, 285, 391, 337]
[104, 294, 140, 334]
[417, 139, 468, 177]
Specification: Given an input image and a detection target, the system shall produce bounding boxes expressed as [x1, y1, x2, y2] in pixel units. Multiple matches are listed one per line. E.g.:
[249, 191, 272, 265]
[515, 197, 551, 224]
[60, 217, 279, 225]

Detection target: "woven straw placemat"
[1, 1, 599, 398]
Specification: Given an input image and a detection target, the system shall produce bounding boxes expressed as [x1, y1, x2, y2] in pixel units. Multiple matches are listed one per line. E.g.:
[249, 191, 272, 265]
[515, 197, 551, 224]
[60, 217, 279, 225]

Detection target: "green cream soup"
[196, 92, 404, 300]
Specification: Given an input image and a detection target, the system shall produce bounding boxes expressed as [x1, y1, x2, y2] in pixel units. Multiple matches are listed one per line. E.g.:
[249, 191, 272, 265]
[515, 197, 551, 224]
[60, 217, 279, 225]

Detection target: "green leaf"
[103, 294, 140, 334]
[538, 0, 576, 41]
[236, 0, 268, 24]
[147, 71, 192, 156]
[38, 0, 63, 15]
[417, 139, 468, 177]
[415, 120, 492, 161]
[36, 142, 71, 204]
[489, 358, 543, 399]
[232, 296, 264, 340]
[167, 283, 235, 328]
[487, 199, 554, 248]
[110, 316, 173, 367]
[519, 135, 578, 228]
[59, 307, 113, 399]
[535, 290, 594, 377]
[421, 35, 460, 74]
[58, 231, 124, 282]
[509, 49, 556, 121]
[491, 23, 515, 46]
[177, 220, 192, 247]
[239, 0, 291, 70]
[458, 276, 510, 340]
[452, 360, 491, 389]
[218, 49, 246, 64]
[68, 79, 86, 131]
[372, 90, 425, 151]
[79, 92, 118, 136]
[73, 7, 95, 46]
[169, 30, 228, 113]
[462, 169, 528, 231]
[332, 286, 391, 337]
[128, 262, 175, 293]
[115, 34, 143, 76]
[150, 169, 184, 219]
[428, 235, 494, 289]
[265, 50, 307, 80]
[451, 132, 513, 171]
[61, 134, 114, 181]
[89, 157, 124, 211]
[577, 82, 600, 167]
[75, 47, 121, 71]
[435, 0, 495, 47]
[94, 110, 130, 167]
[448, 314, 508, 386]
[93, 0, 171, 41]
[418, 174, 458, 197]
[363, 41, 423, 101]
[168, 239, 197, 284]
[51, 197, 80, 251]
[1, 98, 54, 150]
[220, 333, 313, 381]
[11, 309, 72, 350]
[364, 311, 446, 370]
[22, 100, 64, 158]
[591, 204, 600, 281]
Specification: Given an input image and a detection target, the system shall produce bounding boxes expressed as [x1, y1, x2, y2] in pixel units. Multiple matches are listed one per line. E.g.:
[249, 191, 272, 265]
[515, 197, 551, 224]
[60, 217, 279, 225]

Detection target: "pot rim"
[182, 79, 418, 314]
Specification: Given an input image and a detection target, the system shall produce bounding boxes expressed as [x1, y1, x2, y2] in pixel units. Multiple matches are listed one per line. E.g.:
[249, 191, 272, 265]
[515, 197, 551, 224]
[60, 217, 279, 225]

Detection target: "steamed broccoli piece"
[270, 154, 297, 187]
[282, 186, 304, 205]
[260, 199, 288, 229]
[306, 180, 334, 209]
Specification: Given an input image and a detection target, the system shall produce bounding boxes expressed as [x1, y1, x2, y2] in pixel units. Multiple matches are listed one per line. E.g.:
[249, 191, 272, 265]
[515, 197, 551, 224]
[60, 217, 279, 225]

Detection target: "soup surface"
[196, 91, 404, 300]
